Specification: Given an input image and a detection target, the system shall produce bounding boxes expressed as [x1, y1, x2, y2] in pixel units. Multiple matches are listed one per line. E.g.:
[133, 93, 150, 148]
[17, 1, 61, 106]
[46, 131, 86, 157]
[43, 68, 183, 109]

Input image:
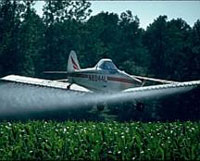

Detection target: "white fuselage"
[68, 68, 142, 92]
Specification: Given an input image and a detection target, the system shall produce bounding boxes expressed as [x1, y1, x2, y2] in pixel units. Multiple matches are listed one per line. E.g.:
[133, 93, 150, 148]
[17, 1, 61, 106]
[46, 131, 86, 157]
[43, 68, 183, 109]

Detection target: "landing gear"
[67, 84, 72, 90]
[95, 102, 107, 111]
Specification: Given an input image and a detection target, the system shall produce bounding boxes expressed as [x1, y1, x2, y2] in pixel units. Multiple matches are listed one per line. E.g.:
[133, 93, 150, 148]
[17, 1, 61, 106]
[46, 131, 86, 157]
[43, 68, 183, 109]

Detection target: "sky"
[34, 1, 200, 29]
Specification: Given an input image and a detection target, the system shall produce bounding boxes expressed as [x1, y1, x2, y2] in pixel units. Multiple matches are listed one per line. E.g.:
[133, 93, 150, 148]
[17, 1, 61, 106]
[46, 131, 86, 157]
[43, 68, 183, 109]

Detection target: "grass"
[0, 121, 199, 160]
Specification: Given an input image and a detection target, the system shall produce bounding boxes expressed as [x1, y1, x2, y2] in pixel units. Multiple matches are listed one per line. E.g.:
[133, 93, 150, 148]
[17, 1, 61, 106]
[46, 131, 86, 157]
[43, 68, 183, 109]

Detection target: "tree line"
[0, 0, 200, 121]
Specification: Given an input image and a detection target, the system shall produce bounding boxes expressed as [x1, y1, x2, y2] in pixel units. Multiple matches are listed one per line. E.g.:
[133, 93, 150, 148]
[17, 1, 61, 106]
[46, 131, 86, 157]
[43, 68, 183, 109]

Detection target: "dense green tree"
[17, 1, 45, 76]
[83, 12, 120, 67]
[143, 16, 199, 82]
[41, 0, 92, 72]
[41, 20, 84, 72]
[0, 0, 25, 76]
[143, 15, 169, 79]
[118, 10, 149, 75]
[190, 20, 200, 80]
[165, 18, 192, 80]
[43, 0, 92, 25]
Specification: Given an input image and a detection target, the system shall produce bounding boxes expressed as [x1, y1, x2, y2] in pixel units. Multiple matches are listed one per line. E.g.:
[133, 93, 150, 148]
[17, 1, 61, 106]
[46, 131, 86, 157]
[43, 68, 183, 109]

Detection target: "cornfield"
[0, 121, 199, 160]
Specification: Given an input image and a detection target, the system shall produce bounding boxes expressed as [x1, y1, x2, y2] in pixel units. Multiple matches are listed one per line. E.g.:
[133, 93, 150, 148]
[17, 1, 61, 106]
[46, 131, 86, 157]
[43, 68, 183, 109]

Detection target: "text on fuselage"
[88, 75, 107, 82]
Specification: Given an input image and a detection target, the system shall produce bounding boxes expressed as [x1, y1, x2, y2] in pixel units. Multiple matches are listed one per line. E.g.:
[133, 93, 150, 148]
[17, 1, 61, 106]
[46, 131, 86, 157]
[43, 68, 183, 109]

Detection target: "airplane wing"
[121, 80, 200, 100]
[131, 75, 178, 84]
[0, 75, 90, 93]
[82, 80, 199, 106]
[1, 75, 200, 106]
[0, 75, 199, 121]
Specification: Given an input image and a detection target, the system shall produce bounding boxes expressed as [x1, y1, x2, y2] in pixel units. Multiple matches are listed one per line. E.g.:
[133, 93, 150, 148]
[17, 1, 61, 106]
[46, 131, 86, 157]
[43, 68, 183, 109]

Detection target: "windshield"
[98, 60, 118, 71]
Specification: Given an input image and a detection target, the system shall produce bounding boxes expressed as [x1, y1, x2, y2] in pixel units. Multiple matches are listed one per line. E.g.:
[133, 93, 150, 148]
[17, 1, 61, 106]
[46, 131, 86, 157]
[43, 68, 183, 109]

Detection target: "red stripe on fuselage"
[107, 76, 133, 84]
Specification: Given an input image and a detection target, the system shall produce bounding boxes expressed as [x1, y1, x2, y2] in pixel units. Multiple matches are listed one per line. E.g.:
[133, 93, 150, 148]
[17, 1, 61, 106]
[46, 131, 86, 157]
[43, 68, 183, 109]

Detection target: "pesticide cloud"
[0, 82, 93, 116]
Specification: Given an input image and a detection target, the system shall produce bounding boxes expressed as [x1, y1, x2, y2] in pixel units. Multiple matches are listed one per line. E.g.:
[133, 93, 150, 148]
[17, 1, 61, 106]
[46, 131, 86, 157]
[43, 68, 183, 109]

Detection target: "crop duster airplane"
[1, 50, 200, 112]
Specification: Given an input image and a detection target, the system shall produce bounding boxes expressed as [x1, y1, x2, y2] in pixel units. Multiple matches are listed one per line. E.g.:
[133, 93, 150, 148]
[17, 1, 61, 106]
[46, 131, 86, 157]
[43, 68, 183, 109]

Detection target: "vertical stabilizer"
[67, 50, 81, 72]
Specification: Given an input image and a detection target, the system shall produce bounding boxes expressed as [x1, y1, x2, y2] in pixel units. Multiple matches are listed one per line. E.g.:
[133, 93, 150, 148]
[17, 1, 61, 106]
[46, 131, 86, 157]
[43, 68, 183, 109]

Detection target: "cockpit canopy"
[96, 59, 118, 72]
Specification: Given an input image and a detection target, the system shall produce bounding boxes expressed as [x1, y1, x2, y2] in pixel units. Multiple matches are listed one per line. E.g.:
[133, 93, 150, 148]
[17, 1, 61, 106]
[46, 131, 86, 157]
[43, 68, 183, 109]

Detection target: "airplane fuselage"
[68, 68, 142, 92]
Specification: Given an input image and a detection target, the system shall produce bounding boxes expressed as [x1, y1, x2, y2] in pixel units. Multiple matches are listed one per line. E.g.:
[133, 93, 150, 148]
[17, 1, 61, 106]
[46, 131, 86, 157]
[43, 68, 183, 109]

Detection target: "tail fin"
[67, 50, 81, 72]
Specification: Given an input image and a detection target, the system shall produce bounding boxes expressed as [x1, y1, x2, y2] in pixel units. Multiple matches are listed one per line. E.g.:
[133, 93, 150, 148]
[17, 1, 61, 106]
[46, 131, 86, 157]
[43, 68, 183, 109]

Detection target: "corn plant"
[0, 121, 199, 160]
